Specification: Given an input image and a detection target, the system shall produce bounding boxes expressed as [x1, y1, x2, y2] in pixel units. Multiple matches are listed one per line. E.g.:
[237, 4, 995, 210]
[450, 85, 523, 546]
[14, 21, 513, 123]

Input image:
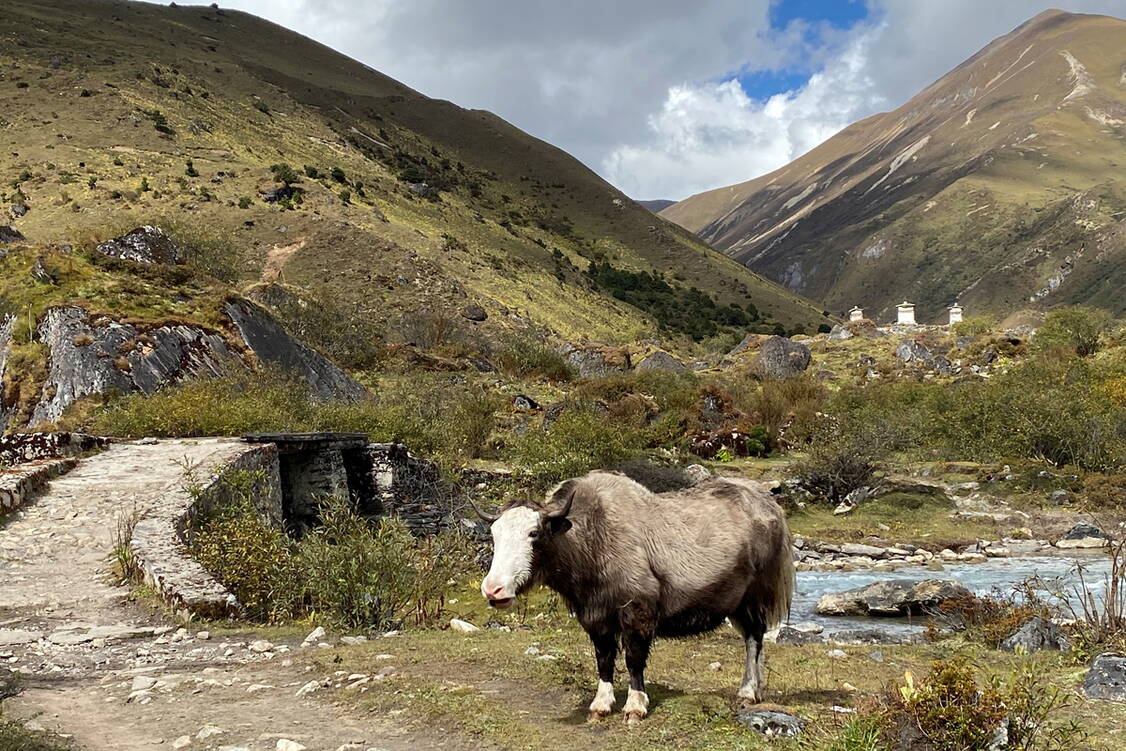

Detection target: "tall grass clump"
[494, 337, 573, 381]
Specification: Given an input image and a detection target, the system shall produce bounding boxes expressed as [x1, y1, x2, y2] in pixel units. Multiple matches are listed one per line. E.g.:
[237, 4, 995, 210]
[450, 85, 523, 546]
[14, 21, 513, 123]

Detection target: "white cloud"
[603, 32, 888, 199]
[218, 1, 1126, 200]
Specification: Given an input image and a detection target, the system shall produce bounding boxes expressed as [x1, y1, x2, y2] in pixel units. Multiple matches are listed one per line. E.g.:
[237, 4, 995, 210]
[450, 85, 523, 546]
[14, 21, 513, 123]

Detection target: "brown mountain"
[662, 9, 1126, 321]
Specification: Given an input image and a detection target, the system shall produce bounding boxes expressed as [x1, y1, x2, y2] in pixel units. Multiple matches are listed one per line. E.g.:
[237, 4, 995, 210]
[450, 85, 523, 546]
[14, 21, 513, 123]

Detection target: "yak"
[472, 470, 794, 723]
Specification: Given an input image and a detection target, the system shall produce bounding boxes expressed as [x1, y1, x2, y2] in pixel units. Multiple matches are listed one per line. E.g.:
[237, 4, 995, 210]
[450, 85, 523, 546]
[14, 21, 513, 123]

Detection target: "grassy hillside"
[663, 10, 1126, 322]
[0, 0, 828, 354]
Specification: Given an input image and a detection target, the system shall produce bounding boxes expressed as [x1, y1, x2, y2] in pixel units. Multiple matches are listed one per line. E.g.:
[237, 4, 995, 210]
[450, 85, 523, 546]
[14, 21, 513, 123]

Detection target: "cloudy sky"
[219, 0, 1125, 200]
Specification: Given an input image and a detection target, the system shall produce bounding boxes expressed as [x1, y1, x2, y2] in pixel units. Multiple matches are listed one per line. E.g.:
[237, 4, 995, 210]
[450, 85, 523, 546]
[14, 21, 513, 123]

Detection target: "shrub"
[1033, 306, 1113, 357]
[0, 718, 69, 751]
[792, 420, 898, 502]
[303, 165, 320, 178]
[929, 587, 1054, 648]
[299, 498, 473, 630]
[338, 188, 351, 203]
[238, 196, 252, 209]
[330, 166, 346, 183]
[188, 471, 304, 622]
[509, 407, 644, 483]
[269, 163, 300, 186]
[951, 315, 997, 338]
[184, 160, 198, 177]
[879, 659, 1084, 751]
[494, 338, 573, 382]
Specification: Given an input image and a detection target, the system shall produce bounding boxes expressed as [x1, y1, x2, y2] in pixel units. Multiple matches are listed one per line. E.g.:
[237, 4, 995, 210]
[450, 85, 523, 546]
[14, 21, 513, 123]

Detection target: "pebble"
[707, 661, 722, 671]
[131, 675, 158, 691]
[172, 736, 192, 749]
[249, 640, 274, 653]
[197, 725, 223, 740]
[449, 618, 480, 633]
[827, 649, 848, 659]
[277, 740, 307, 751]
[295, 680, 320, 697]
[196, 631, 210, 640]
[301, 627, 325, 646]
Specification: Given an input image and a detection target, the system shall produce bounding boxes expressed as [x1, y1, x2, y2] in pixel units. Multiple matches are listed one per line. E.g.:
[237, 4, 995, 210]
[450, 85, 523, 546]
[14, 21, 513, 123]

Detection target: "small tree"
[1034, 306, 1113, 357]
[330, 166, 347, 183]
[269, 163, 300, 186]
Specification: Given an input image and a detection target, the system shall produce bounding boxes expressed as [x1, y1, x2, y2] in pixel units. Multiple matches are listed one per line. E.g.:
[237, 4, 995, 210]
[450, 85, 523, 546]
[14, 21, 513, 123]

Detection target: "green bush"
[508, 406, 644, 483]
[1033, 306, 1113, 357]
[188, 471, 303, 622]
[299, 498, 473, 629]
[0, 717, 69, 751]
[950, 315, 997, 338]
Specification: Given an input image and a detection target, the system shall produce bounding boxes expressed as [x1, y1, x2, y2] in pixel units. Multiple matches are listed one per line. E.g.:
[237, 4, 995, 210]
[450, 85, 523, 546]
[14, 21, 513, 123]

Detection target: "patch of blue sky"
[728, 0, 871, 101]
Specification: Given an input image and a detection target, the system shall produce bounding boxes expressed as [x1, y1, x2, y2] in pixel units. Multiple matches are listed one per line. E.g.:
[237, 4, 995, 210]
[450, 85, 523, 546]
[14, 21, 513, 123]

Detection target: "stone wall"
[0, 457, 78, 517]
[366, 442, 452, 536]
[0, 432, 108, 465]
[130, 442, 282, 621]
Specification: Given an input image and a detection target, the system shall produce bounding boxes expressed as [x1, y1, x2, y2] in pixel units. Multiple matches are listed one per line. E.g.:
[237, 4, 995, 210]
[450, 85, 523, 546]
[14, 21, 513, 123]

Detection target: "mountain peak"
[662, 9, 1126, 318]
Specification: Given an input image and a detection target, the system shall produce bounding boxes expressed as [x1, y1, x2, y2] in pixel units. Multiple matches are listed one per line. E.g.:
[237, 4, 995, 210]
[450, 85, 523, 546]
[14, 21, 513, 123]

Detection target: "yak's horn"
[467, 496, 498, 523]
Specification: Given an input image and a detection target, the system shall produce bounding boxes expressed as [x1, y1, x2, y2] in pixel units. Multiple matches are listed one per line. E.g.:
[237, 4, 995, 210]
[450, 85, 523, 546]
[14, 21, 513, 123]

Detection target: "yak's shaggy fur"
[480, 470, 794, 721]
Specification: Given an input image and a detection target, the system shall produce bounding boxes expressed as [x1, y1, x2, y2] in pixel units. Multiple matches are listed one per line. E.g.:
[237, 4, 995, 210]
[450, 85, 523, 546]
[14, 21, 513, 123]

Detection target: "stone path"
[0, 440, 461, 751]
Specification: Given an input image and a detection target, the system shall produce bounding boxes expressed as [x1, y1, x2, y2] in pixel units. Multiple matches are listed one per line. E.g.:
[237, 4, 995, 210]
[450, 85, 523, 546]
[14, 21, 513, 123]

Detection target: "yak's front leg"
[587, 626, 618, 721]
[731, 608, 767, 704]
[621, 628, 652, 725]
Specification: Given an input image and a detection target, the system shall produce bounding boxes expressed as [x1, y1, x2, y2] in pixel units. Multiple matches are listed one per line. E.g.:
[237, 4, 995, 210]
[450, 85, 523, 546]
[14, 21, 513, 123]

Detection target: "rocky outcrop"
[738, 709, 804, 737]
[95, 226, 181, 265]
[751, 336, 811, 379]
[815, 579, 971, 616]
[30, 307, 239, 425]
[1083, 653, 1126, 701]
[0, 226, 26, 244]
[896, 340, 933, 364]
[225, 299, 365, 401]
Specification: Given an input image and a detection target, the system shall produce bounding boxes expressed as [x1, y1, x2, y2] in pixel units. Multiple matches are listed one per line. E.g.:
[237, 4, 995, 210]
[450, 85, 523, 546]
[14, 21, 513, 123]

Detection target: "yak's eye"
[528, 529, 540, 539]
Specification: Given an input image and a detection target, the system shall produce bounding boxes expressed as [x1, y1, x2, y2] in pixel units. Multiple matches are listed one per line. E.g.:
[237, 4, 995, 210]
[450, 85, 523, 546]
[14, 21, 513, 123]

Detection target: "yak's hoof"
[587, 709, 611, 723]
[623, 710, 646, 726]
[737, 694, 765, 709]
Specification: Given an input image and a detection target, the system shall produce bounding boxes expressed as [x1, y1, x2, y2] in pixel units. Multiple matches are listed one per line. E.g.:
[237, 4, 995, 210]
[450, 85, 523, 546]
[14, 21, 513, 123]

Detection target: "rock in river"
[816, 579, 970, 617]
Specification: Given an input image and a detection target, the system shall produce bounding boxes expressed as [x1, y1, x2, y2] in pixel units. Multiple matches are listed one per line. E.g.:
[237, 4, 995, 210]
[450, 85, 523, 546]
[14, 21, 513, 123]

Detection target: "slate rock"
[828, 324, 852, 341]
[0, 668, 21, 700]
[816, 579, 971, 617]
[225, 299, 365, 400]
[1063, 521, 1109, 540]
[775, 626, 824, 645]
[737, 709, 804, 737]
[9, 204, 28, 218]
[461, 304, 487, 322]
[513, 394, 541, 411]
[635, 350, 687, 372]
[0, 225, 25, 243]
[896, 340, 932, 364]
[1083, 653, 1126, 701]
[751, 336, 811, 380]
[1000, 616, 1070, 653]
[559, 343, 630, 378]
[95, 226, 181, 265]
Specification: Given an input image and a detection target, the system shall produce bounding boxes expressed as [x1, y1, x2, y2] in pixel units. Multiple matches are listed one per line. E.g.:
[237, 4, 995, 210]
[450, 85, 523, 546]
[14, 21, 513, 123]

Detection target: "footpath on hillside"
[0, 440, 468, 751]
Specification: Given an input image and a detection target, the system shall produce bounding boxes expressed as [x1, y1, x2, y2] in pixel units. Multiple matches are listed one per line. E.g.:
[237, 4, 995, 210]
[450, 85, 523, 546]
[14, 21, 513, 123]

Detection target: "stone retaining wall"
[0, 457, 78, 516]
[130, 443, 282, 622]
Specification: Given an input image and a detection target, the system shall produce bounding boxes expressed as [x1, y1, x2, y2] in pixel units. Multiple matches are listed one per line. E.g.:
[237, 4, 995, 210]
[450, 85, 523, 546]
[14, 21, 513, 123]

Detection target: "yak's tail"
[765, 514, 796, 631]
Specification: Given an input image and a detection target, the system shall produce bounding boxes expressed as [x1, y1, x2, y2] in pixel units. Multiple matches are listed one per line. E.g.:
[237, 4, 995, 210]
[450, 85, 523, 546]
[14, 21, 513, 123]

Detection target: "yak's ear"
[547, 517, 573, 536]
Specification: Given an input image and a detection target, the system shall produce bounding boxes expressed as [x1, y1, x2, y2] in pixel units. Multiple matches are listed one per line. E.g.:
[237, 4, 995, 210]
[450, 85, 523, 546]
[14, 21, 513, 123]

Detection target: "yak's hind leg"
[587, 626, 618, 721]
[620, 601, 656, 725]
[730, 604, 767, 704]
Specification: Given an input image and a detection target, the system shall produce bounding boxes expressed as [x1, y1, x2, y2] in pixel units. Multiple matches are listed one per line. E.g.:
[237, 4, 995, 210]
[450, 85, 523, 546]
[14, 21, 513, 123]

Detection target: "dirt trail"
[0, 440, 463, 751]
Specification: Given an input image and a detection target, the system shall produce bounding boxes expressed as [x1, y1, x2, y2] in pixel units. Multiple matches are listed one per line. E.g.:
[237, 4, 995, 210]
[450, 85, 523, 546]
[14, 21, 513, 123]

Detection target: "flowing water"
[791, 552, 1113, 637]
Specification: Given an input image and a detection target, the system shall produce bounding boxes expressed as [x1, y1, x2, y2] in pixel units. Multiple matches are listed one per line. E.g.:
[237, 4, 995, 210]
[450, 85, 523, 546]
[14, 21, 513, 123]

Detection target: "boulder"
[775, 626, 824, 645]
[95, 226, 181, 265]
[0, 225, 26, 243]
[895, 340, 932, 364]
[932, 355, 953, 375]
[0, 667, 20, 700]
[513, 395, 541, 411]
[8, 204, 28, 218]
[751, 336, 811, 380]
[1083, 653, 1126, 701]
[737, 709, 804, 737]
[828, 324, 852, 341]
[634, 350, 687, 372]
[815, 579, 971, 617]
[999, 616, 1070, 653]
[225, 299, 365, 400]
[726, 333, 765, 356]
[827, 628, 919, 645]
[1056, 521, 1111, 549]
[461, 304, 487, 322]
[839, 542, 886, 558]
[559, 343, 630, 378]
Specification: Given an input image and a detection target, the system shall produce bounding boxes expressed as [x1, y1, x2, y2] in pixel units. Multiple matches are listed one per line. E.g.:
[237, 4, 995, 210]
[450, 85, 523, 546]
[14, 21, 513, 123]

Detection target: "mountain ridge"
[662, 9, 1126, 319]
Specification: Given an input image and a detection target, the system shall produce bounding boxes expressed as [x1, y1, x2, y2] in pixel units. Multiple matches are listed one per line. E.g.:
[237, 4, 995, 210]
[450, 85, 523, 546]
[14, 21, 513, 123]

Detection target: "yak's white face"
[481, 506, 541, 608]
